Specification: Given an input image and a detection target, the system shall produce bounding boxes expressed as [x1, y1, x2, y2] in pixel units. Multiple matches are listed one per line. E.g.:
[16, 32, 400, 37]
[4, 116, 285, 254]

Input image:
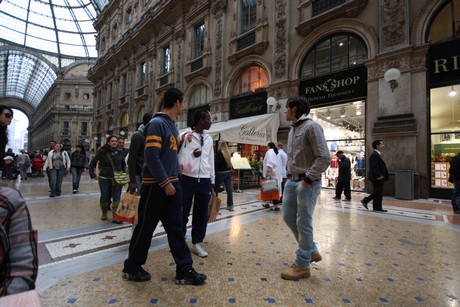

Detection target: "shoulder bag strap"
[107, 153, 116, 171]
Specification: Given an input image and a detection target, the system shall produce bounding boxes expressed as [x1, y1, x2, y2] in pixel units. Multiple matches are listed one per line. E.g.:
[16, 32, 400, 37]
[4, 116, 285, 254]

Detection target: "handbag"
[113, 171, 129, 185]
[261, 178, 278, 193]
[114, 192, 139, 223]
[208, 190, 222, 223]
[107, 153, 128, 185]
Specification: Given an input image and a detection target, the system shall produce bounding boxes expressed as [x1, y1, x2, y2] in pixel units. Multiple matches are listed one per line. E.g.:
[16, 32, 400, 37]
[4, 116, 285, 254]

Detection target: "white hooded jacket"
[180, 131, 215, 184]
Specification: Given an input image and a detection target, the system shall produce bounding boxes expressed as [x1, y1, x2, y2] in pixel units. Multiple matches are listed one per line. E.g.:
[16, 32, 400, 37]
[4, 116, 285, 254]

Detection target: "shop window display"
[430, 85, 460, 190]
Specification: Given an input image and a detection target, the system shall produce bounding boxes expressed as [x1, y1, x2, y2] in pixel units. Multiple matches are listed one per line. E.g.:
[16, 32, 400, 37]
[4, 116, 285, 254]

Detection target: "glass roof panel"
[0, 0, 106, 110]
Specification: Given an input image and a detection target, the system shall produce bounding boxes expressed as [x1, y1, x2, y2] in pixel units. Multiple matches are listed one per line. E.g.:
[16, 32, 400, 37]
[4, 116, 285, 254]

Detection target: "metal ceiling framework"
[0, 0, 107, 109]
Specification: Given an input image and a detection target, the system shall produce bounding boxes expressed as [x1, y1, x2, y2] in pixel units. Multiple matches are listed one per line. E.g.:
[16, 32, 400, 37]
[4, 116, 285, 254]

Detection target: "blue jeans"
[71, 167, 84, 190]
[98, 178, 122, 203]
[214, 171, 233, 208]
[452, 179, 460, 212]
[282, 180, 321, 269]
[49, 168, 66, 195]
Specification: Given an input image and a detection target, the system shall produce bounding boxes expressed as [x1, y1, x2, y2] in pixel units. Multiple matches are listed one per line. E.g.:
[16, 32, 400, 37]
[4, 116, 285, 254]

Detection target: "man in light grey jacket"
[281, 96, 330, 280]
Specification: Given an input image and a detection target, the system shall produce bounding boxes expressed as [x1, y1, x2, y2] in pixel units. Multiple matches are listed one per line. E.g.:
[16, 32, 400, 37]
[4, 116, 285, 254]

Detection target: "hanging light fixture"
[325, 109, 331, 119]
[340, 107, 346, 118]
[449, 86, 457, 97]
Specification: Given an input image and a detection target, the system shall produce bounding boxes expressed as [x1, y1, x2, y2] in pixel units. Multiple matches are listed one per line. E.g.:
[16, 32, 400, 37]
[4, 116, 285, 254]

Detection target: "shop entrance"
[312, 101, 366, 192]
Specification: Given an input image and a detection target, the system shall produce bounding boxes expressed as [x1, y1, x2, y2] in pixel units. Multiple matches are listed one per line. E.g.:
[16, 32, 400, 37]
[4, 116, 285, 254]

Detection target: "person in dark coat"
[70, 145, 88, 194]
[333, 151, 351, 201]
[448, 152, 460, 214]
[361, 140, 389, 212]
[127, 112, 152, 194]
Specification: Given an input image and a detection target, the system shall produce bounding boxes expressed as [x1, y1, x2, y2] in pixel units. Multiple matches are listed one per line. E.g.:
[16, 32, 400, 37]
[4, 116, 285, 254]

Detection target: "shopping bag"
[260, 188, 280, 201]
[114, 192, 139, 223]
[261, 179, 278, 193]
[260, 179, 280, 201]
[178, 141, 194, 173]
[208, 190, 222, 223]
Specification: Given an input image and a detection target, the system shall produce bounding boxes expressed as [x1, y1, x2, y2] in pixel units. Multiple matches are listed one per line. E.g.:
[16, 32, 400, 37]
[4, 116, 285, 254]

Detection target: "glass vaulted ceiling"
[0, 0, 108, 108]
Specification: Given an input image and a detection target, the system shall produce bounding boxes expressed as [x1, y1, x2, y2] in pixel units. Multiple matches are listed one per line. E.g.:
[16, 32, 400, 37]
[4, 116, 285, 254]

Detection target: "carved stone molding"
[380, 0, 409, 50]
[366, 46, 428, 80]
[211, 0, 228, 14]
[214, 17, 223, 97]
[274, 0, 287, 79]
[372, 113, 418, 137]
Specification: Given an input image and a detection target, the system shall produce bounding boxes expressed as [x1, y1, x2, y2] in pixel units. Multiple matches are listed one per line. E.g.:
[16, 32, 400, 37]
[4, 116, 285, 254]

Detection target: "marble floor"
[12, 174, 460, 305]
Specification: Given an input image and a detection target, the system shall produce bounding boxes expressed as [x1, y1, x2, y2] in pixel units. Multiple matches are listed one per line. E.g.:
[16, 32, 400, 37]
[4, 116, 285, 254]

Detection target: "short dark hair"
[163, 88, 184, 109]
[372, 140, 383, 149]
[286, 96, 310, 118]
[192, 110, 210, 128]
[142, 112, 153, 126]
[336, 150, 344, 155]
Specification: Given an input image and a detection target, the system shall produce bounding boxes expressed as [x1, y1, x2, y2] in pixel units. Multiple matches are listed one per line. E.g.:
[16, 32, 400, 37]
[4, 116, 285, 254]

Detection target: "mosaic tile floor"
[11, 174, 460, 305]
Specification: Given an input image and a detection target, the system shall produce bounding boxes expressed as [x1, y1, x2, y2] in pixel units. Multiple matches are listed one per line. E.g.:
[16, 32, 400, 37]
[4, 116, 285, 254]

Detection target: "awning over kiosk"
[205, 113, 280, 146]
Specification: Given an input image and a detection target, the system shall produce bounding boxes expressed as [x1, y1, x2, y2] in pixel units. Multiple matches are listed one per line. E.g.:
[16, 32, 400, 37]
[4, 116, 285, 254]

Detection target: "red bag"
[260, 188, 280, 201]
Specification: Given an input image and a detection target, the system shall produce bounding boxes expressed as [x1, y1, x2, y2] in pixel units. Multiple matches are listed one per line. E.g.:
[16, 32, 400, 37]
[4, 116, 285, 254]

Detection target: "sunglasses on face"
[4, 113, 12, 119]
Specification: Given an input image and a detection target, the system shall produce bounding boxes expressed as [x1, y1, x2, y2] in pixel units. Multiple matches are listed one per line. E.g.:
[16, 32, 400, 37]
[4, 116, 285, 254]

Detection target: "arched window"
[120, 112, 129, 134]
[188, 84, 210, 109]
[232, 66, 269, 96]
[136, 105, 146, 123]
[426, 0, 460, 43]
[107, 117, 114, 135]
[300, 34, 367, 79]
[187, 84, 210, 127]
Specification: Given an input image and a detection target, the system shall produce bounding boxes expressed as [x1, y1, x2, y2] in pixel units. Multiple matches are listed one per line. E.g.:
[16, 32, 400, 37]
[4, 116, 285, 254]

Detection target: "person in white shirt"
[262, 142, 283, 211]
[276, 142, 288, 202]
[180, 110, 215, 258]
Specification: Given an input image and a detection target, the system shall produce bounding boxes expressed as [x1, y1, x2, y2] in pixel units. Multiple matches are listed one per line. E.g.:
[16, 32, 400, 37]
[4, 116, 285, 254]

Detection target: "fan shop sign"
[299, 66, 367, 107]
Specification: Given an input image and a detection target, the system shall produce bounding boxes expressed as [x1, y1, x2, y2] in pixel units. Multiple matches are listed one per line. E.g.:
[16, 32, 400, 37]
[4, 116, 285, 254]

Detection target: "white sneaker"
[191, 243, 208, 258]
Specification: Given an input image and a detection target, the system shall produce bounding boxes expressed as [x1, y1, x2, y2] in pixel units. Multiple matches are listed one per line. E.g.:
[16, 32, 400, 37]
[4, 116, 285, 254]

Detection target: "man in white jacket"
[180, 110, 215, 258]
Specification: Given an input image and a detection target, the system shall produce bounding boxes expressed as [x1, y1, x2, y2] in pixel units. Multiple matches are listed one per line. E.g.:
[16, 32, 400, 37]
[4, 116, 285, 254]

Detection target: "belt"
[288, 174, 306, 181]
[288, 174, 320, 183]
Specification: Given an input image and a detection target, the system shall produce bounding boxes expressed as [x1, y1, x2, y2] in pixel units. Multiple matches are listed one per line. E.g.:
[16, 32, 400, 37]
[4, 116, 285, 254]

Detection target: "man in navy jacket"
[361, 140, 389, 212]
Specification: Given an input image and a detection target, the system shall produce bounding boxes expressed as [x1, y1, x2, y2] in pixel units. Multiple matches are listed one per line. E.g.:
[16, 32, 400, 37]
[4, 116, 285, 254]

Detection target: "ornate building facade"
[30, 63, 95, 152]
[87, 0, 460, 199]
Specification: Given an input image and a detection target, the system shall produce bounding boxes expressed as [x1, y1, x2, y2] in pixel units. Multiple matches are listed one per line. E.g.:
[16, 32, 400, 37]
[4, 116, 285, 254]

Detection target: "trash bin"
[395, 170, 414, 200]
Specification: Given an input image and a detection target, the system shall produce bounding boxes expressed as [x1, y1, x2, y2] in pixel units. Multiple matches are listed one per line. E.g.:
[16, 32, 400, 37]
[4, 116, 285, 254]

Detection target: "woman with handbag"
[262, 142, 283, 211]
[89, 135, 126, 223]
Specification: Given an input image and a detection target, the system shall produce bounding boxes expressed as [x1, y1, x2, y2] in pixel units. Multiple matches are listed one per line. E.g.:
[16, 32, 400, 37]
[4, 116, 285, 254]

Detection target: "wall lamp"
[384, 68, 401, 92]
[266, 96, 280, 113]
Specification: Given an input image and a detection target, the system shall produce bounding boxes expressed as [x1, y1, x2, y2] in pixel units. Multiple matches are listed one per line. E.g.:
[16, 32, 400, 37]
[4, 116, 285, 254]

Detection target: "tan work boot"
[281, 264, 310, 280]
[311, 252, 322, 263]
